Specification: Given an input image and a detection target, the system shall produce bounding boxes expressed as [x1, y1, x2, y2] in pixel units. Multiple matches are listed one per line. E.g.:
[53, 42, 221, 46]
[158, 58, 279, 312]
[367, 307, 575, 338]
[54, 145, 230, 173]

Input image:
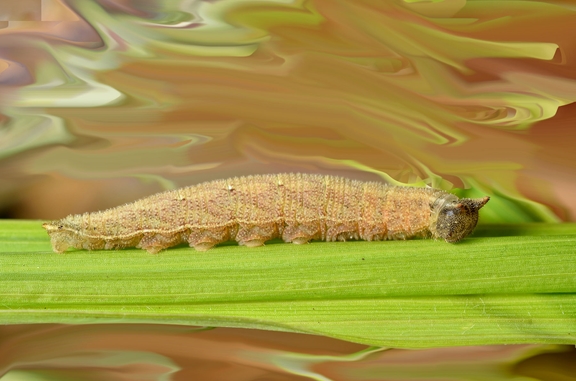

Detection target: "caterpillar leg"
[282, 223, 320, 245]
[188, 227, 230, 252]
[104, 237, 139, 250]
[358, 225, 387, 241]
[242, 239, 265, 248]
[68, 234, 110, 251]
[80, 238, 105, 250]
[46, 229, 104, 253]
[236, 223, 277, 248]
[335, 232, 360, 242]
[138, 233, 183, 254]
[326, 223, 359, 242]
[48, 236, 70, 253]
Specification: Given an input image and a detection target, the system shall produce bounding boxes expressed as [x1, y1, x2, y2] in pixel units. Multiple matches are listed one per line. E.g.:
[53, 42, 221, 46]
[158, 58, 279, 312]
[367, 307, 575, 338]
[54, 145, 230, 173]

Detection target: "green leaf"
[1, 220, 575, 348]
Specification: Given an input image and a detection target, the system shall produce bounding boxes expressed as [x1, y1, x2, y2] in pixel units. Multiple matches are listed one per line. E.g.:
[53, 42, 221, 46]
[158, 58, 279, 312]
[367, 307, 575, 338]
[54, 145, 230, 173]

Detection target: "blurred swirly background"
[1, 0, 576, 380]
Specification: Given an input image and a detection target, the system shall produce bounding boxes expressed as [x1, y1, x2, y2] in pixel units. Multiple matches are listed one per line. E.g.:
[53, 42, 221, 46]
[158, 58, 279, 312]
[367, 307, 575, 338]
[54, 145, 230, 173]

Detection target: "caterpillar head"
[433, 197, 490, 243]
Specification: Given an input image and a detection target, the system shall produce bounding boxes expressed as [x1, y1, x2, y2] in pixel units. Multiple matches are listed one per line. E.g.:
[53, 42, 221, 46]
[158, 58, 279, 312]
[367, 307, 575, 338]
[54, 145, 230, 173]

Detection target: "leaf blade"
[1, 220, 576, 347]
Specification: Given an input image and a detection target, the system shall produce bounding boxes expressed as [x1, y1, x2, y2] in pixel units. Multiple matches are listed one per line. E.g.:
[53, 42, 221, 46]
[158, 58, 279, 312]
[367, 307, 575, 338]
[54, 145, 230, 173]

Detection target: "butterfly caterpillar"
[43, 173, 489, 254]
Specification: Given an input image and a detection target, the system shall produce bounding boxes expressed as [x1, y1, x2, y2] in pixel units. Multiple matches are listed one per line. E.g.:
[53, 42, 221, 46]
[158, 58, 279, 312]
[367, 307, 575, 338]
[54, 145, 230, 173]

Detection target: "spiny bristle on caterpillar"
[42, 174, 490, 254]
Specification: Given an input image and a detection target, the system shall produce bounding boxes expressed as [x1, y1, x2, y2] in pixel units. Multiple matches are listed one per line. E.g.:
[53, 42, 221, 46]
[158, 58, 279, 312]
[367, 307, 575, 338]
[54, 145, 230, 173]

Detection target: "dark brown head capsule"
[433, 196, 490, 242]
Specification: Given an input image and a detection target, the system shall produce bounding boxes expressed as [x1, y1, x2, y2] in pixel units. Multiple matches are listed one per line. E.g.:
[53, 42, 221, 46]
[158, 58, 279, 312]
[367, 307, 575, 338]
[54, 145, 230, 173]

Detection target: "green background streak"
[2, 220, 575, 348]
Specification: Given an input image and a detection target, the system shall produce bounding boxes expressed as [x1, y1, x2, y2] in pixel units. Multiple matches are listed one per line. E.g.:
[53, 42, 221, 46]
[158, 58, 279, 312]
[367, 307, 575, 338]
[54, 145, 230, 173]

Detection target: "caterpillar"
[43, 173, 490, 254]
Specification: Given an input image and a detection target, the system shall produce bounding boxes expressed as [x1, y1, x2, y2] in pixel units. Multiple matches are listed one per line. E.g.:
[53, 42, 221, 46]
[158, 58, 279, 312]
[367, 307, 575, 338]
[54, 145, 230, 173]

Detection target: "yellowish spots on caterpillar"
[42, 174, 489, 254]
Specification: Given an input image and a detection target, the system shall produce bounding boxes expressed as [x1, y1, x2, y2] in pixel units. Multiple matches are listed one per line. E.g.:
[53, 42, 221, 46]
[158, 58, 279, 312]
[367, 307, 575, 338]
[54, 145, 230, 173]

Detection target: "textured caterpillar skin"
[43, 174, 489, 254]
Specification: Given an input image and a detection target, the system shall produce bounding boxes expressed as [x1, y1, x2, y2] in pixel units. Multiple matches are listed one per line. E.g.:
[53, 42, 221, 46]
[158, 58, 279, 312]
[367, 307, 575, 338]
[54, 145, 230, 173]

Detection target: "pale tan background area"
[1, 0, 576, 223]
